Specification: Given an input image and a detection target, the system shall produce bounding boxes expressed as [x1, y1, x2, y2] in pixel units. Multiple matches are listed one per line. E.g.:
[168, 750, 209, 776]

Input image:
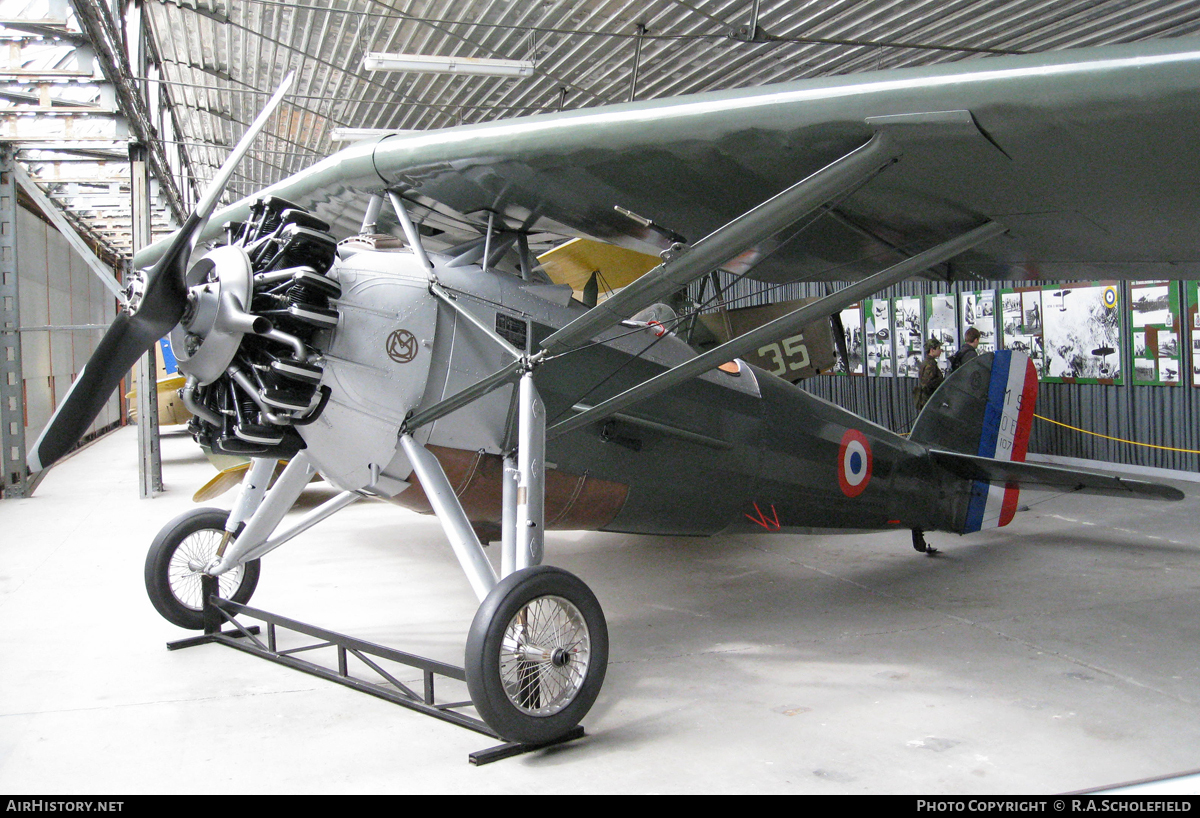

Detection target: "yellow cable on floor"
[1034, 413, 1200, 454]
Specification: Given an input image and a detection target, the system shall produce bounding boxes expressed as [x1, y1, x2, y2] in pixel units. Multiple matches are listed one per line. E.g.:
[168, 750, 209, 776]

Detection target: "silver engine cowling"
[295, 245, 438, 494]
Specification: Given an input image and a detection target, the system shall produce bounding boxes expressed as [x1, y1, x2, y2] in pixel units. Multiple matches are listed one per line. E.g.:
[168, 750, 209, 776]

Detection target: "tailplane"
[912, 350, 1182, 533]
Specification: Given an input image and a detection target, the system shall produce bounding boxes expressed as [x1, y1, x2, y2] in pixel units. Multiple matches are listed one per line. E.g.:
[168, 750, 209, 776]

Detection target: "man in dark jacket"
[914, 337, 944, 411]
[950, 327, 981, 372]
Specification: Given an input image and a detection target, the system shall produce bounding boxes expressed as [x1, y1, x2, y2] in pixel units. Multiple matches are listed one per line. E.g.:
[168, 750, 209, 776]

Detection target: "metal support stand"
[166, 586, 584, 764]
[163, 574, 261, 650]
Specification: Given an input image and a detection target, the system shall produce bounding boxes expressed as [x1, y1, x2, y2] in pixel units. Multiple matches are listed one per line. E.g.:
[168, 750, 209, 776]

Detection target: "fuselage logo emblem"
[386, 329, 418, 363]
[838, 429, 873, 498]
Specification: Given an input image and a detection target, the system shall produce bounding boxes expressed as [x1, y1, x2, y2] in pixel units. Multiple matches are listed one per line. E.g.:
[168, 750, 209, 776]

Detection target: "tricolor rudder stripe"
[963, 351, 1038, 532]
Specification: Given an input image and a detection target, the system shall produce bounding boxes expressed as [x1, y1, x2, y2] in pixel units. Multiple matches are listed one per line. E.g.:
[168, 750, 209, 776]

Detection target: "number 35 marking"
[758, 333, 810, 376]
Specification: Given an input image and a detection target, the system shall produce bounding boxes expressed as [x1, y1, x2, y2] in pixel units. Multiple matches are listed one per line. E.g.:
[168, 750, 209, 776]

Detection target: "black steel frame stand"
[165, 577, 584, 765]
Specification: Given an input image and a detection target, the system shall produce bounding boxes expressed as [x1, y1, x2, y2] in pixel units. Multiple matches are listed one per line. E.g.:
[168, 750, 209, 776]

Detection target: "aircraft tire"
[144, 508, 261, 630]
[465, 565, 607, 745]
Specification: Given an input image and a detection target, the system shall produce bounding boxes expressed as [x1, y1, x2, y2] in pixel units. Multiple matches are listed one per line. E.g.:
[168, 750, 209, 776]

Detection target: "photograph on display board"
[863, 298, 894, 377]
[836, 304, 864, 374]
[1131, 284, 1173, 328]
[1041, 283, 1122, 384]
[894, 295, 923, 378]
[1161, 333, 1180, 383]
[1133, 331, 1153, 383]
[1129, 281, 1180, 386]
[1000, 288, 1046, 377]
[1194, 330, 1200, 386]
[925, 293, 958, 375]
[1160, 331, 1179, 357]
[1186, 282, 1200, 386]
[960, 290, 997, 353]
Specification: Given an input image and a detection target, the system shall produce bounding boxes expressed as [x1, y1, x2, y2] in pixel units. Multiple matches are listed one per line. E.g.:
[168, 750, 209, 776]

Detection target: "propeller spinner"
[27, 73, 296, 473]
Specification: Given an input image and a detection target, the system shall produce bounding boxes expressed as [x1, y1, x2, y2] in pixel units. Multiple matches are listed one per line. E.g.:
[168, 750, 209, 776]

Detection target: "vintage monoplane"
[27, 37, 1198, 746]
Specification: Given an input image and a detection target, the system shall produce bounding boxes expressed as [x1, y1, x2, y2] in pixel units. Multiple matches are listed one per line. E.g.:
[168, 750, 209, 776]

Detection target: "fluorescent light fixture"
[362, 52, 536, 77]
[329, 128, 418, 142]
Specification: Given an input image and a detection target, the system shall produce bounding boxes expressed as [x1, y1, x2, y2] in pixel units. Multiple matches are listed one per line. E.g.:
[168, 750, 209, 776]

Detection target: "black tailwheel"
[465, 566, 607, 745]
[912, 528, 938, 556]
[145, 508, 260, 629]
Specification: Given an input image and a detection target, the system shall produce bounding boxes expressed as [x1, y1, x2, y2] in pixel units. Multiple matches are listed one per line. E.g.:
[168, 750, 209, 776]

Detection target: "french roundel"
[838, 429, 873, 498]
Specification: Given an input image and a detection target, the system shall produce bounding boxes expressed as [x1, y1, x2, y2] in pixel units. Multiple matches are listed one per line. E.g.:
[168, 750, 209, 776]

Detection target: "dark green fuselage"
[534, 324, 957, 538]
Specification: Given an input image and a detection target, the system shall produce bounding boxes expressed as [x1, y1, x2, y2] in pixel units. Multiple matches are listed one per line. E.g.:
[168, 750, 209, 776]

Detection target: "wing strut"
[539, 130, 901, 356]
[548, 220, 1007, 440]
[388, 191, 435, 275]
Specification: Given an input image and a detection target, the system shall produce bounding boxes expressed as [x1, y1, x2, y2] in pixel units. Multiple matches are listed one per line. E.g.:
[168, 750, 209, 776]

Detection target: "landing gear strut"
[403, 369, 608, 744]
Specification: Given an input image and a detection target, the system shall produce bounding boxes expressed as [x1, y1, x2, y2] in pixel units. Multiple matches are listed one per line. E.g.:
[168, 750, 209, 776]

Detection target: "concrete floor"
[3, 425, 1200, 794]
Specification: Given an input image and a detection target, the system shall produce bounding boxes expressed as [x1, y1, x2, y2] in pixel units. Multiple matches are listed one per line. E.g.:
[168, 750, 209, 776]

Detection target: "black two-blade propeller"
[27, 73, 296, 473]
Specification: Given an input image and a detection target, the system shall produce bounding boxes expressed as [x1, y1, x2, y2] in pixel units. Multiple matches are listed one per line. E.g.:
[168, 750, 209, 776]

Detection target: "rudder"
[910, 350, 1038, 531]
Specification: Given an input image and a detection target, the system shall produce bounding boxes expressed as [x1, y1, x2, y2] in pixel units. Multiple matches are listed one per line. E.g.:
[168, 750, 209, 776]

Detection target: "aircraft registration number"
[757, 333, 811, 377]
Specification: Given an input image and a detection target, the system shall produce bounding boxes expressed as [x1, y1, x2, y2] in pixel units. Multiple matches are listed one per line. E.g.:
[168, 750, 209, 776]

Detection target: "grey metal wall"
[696, 273, 1200, 474]
[18, 204, 120, 453]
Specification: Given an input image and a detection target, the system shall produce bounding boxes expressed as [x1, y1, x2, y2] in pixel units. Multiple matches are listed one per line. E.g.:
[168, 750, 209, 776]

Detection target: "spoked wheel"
[144, 507, 260, 629]
[465, 566, 608, 745]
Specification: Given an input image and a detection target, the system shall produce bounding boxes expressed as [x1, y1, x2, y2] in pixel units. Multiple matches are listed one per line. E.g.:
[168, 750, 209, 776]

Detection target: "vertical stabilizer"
[910, 351, 1038, 531]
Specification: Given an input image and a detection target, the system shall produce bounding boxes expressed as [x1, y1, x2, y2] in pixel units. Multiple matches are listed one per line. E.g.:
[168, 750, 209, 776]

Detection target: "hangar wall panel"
[17, 204, 120, 452]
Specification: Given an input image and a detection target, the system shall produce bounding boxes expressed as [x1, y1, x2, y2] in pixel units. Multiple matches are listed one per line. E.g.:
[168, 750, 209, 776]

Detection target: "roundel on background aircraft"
[838, 429, 872, 497]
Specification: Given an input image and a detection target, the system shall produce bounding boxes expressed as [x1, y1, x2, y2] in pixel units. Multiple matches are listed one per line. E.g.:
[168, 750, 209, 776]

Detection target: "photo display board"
[1041, 283, 1122, 384]
[863, 297, 894, 377]
[999, 288, 1045, 377]
[1130, 281, 1181, 386]
[893, 295, 923, 378]
[1186, 282, 1200, 387]
[924, 293, 958, 375]
[837, 304, 864, 374]
[960, 289, 998, 354]
[823, 281, 1198, 386]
